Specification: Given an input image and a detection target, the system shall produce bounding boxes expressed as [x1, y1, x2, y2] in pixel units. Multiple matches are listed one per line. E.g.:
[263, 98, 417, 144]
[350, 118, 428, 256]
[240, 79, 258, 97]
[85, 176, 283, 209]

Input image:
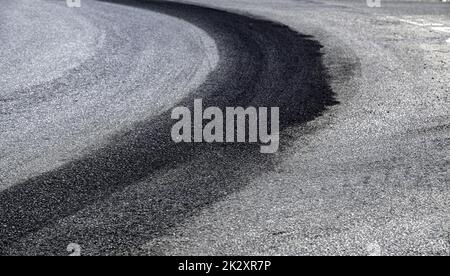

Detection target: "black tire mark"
[0, 0, 338, 255]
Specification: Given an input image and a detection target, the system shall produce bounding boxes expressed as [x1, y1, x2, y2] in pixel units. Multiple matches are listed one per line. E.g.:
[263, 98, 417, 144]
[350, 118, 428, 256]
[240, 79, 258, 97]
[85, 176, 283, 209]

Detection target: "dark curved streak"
[0, 0, 337, 255]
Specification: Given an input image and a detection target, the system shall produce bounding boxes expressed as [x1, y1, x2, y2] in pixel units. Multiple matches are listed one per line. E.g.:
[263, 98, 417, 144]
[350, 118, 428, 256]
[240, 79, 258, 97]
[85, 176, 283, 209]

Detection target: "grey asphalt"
[0, 0, 449, 256]
[0, 0, 218, 188]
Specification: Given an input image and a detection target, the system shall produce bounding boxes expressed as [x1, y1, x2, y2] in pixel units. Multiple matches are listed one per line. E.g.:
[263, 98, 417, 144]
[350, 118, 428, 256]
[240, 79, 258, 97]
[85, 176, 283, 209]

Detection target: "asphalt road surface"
[0, 0, 448, 255]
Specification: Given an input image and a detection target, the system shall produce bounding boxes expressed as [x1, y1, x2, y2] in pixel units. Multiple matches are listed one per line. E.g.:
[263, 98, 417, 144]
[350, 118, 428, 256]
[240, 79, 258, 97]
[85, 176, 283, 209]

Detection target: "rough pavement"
[0, 0, 448, 255]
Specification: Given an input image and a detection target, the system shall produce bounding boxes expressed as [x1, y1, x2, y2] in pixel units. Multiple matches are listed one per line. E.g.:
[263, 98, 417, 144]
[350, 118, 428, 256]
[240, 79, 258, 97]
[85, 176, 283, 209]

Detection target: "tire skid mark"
[0, 0, 341, 255]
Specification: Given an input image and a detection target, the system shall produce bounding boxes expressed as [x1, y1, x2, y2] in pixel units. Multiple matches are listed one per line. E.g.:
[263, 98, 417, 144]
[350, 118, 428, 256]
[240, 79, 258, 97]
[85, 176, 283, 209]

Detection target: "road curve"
[0, 0, 335, 255]
[144, 0, 449, 256]
[0, 0, 219, 189]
